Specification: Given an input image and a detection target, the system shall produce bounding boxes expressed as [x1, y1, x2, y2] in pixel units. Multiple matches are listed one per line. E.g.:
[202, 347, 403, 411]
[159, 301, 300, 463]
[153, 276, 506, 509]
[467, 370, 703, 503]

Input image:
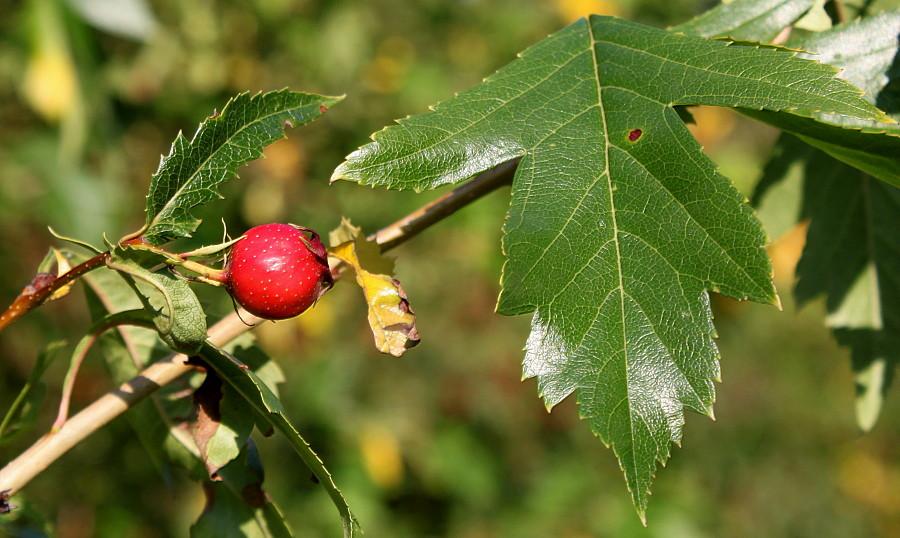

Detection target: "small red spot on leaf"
[628, 129, 643, 142]
[319, 105, 327, 113]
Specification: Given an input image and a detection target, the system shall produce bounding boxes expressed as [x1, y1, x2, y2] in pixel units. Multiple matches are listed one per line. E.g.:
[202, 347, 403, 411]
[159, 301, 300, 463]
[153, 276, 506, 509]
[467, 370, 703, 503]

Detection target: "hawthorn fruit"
[225, 223, 333, 319]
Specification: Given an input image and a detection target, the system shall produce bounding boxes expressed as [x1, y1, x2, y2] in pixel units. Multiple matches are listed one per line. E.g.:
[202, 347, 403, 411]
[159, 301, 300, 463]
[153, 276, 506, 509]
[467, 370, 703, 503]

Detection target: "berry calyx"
[225, 223, 333, 320]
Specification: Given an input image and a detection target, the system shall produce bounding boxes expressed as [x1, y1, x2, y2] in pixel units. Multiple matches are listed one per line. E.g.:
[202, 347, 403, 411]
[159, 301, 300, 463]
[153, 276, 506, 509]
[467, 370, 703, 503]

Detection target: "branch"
[371, 158, 517, 250]
[0, 252, 109, 333]
[0, 310, 266, 496]
[0, 158, 518, 500]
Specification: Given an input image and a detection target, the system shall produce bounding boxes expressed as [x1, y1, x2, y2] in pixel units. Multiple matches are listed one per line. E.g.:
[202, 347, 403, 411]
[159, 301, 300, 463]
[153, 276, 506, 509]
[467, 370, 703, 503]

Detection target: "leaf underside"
[333, 14, 888, 518]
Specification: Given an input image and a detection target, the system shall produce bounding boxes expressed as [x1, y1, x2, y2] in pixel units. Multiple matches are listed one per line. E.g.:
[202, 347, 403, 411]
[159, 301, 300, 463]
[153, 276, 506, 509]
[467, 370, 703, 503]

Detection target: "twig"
[370, 158, 518, 250]
[0, 158, 519, 498]
[0, 252, 109, 333]
[0, 310, 266, 496]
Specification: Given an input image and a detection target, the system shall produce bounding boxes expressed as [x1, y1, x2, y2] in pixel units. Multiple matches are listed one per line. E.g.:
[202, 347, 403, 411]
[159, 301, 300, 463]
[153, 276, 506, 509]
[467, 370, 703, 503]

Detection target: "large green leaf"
[140, 90, 342, 245]
[333, 15, 887, 518]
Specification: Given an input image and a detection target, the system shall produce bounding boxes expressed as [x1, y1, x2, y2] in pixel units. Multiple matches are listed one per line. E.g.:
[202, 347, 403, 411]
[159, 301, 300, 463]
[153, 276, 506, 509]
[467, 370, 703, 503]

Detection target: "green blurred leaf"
[140, 90, 342, 245]
[106, 244, 208, 354]
[82, 265, 206, 481]
[741, 10, 900, 188]
[752, 9, 900, 431]
[755, 133, 900, 431]
[192, 371, 255, 479]
[200, 343, 358, 537]
[751, 133, 808, 240]
[673, 0, 816, 41]
[191, 440, 293, 538]
[332, 15, 887, 518]
[794, 168, 900, 431]
[0, 341, 65, 446]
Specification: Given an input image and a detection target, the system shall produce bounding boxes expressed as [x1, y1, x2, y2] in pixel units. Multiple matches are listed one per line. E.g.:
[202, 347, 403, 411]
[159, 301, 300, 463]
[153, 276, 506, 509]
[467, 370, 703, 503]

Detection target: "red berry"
[225, 223, 333, 320]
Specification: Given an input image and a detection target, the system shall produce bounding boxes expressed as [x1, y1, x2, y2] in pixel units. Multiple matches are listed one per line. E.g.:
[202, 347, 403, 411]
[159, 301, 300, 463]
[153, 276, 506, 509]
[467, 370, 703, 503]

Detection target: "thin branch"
[370, 158, 518, 250]
[0, 310, 266, 496]
[0, 252, 109, 333]
[0, 158, 519, 499]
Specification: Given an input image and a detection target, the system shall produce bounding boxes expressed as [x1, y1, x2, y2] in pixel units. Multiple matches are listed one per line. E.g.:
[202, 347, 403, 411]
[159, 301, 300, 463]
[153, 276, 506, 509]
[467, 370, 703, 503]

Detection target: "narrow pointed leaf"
[333, 15, 886, 518]
[142, 90, 342, 245]
[200, 343, 358, 537]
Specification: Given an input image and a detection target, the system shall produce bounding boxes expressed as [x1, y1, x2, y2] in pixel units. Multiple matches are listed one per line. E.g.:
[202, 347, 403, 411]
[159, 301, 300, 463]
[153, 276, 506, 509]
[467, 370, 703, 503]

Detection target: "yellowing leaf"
[48, 248, 74, 301]
[328, 220, 419, 357]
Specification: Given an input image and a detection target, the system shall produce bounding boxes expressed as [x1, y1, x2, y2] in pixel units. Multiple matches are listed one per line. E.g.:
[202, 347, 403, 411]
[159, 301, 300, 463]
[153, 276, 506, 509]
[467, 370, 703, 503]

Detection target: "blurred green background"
[1, 0, 899, 536]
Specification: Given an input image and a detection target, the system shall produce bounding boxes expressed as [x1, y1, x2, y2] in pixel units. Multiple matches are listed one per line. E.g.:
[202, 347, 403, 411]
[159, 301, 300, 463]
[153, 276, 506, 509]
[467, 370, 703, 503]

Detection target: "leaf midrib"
[589, 17, 639, 479]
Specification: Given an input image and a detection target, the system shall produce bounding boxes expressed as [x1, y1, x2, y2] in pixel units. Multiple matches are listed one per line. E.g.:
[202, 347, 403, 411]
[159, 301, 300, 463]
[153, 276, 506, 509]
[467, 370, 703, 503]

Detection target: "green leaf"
[332, 15, 890, 518]
[82, 265, 207, 481]
[754, 135, 900, 430]
[673, 0, 816, 41]
[192, 370, 256, 479]
[751, 10, 900, 430]
[200, 343, 358, 537]
[741, 10, 900, 188]
[191, 440, 294, 538]
[141, 90, 342, 245]
[751, 133, 807, 241]
[794, 163, 900, 431]
[0, 341, 66, 446]
[106, 244, 208, 354]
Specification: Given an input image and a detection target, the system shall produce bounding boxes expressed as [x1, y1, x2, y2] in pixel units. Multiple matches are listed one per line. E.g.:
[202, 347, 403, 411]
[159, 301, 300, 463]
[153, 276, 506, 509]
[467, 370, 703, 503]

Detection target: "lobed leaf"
[333, 15, 886, 518]
[141, 90, 341, 245]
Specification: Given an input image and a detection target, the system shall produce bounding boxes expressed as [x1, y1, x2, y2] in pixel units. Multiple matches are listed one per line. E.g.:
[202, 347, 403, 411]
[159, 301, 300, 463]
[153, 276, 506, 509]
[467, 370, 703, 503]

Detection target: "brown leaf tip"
[0, 490, 15, 515]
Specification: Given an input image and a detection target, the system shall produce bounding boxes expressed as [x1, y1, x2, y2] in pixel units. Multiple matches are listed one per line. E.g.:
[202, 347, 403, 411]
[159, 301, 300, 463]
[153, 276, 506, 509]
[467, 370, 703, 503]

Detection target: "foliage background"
[0, 0, 898, 536]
